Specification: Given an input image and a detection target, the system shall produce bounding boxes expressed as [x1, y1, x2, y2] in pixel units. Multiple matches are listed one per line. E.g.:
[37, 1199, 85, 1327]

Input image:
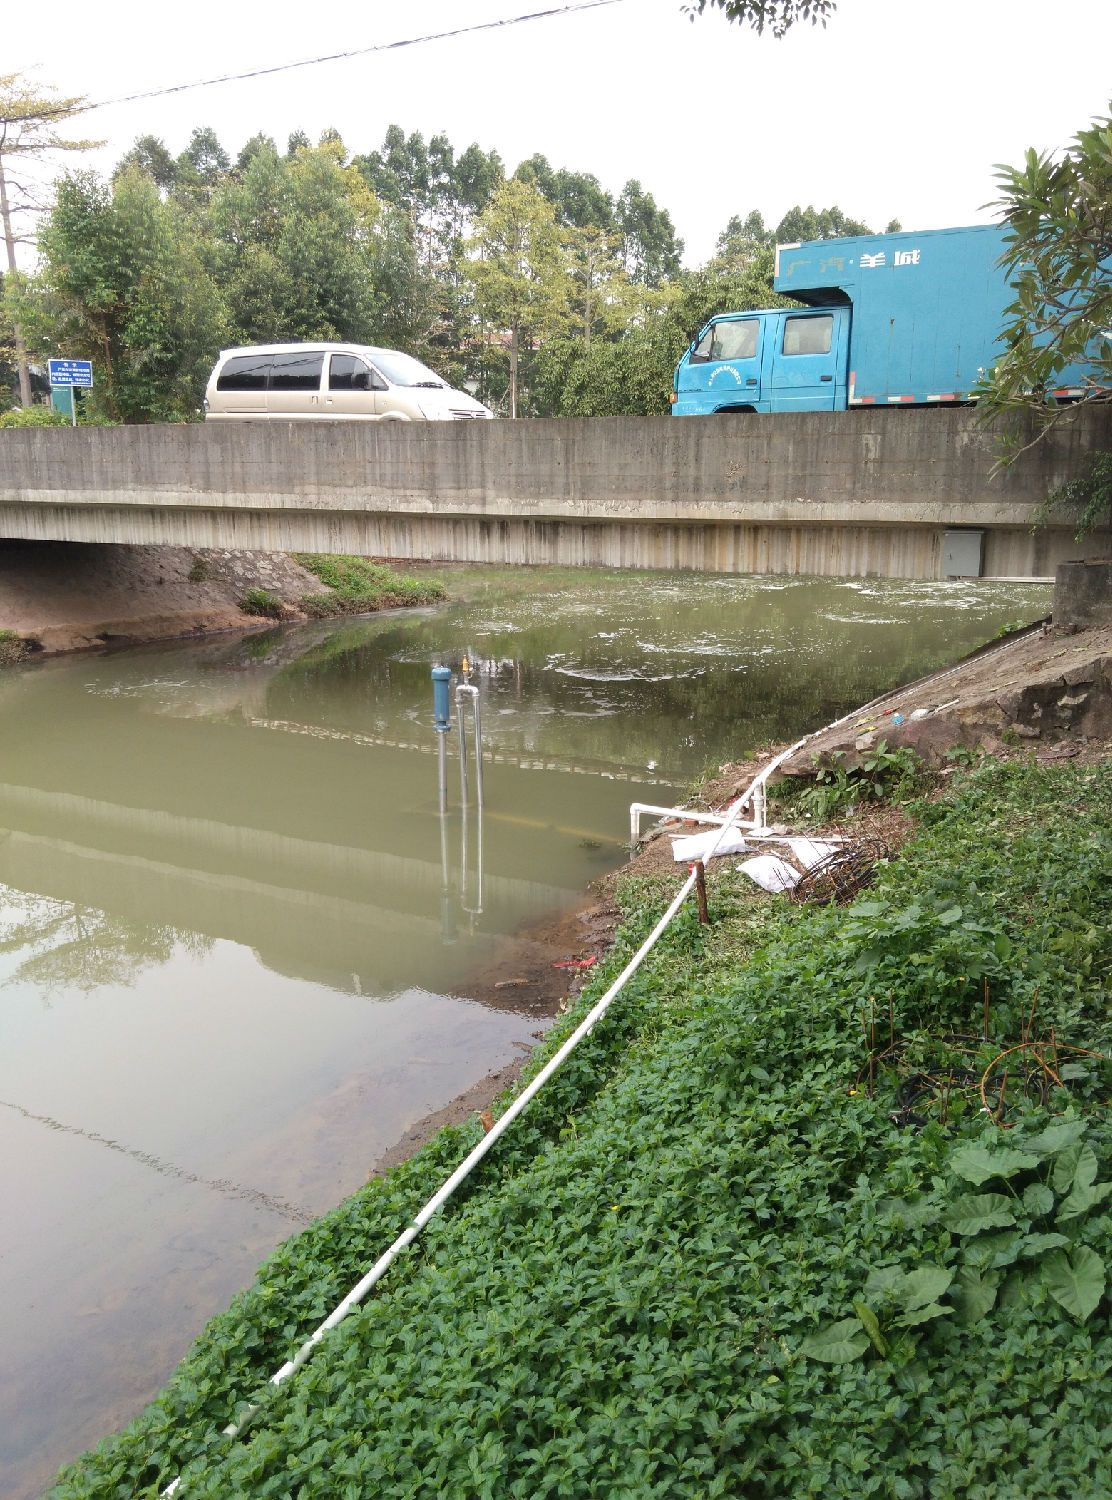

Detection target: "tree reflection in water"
[0, 889, 212, 997]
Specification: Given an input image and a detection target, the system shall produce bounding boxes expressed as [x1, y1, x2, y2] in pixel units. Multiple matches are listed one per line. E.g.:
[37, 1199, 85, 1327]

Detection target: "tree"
[462, 179, 572, 417]
[534, 247, 789, 418]
[115, 135, 178, 193]
[979, 105, 1112, 459]
[616, 180, 684, 286]
[773, 203, 871, 242]
[21, 168, 227, 421]
[683, 0, 835, 34]
[0, 73, 101, 405]
[209, 140, 382, 346]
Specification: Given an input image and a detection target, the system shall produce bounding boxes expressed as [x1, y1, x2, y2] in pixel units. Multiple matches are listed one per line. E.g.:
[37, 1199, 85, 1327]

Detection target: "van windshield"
[368, 351, 447, 388]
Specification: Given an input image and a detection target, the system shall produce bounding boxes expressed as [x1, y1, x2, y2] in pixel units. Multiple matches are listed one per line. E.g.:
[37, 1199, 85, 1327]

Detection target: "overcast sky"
[9, 0, 1112, 266]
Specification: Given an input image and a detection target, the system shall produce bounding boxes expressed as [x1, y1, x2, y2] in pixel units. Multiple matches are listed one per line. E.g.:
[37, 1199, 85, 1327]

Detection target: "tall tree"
[773, 204, 871, 242]
[114, 135, 178, 193]
[209, 139, 382, 345]
[0, 73, 100, 405]
[20, 168, 227, 421]
[462, 178, 571, 417]
[616, 180, 684, 286]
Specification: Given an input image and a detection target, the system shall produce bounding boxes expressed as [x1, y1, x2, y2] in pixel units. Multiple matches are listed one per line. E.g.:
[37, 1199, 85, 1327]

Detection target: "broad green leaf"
[1056, 1181, 1112, 1221]
[864, 1265, 904, 1300]
[800, 1317, 870, 1364]
[998, 1270, 1028, 1310]
[950, 1144, 1038, 1185]
[893, 1302, 953, 1329]
[1023, 1183, 1055, 1218]
[943, 1193, 1017, 1237]
[1020, 1232, 1070, 1257]
[1023, 1120, 1087, 1156]
[896, 1266, 954, 1311]
[852, 1300, 888, 1357]
[876, 1196, 938, 1229]
[1053, 1143, 1099, 1196]
[937, 906, 963, 925]
[1043, 1247, 1106, 1321]
[952, 1267, 999, 1326]
[1060, 1062, 1092, 1081]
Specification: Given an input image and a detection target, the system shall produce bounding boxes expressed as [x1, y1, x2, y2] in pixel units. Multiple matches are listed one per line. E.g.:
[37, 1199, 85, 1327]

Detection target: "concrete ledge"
[1, 405, 1110, 580]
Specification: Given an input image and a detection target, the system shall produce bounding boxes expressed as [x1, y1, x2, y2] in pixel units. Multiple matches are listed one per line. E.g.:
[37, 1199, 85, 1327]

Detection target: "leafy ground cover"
[291, 555, 446, 618]
[51, 756, 1112, 1499]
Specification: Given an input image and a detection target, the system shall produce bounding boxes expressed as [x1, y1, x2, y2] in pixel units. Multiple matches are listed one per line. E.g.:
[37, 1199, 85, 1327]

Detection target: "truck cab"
[673, 306, 851, 415]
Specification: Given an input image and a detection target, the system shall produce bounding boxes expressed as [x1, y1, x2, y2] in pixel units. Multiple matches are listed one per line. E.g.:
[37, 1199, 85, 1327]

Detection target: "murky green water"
[1, 567, 1050, 1497]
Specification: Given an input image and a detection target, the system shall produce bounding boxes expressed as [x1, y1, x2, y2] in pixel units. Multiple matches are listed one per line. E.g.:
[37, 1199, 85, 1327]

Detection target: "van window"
[783, 315, 833, 356]
[329, 354, 386, 392]
[217, 354, 272, 391]
[268, 352, 325, 390]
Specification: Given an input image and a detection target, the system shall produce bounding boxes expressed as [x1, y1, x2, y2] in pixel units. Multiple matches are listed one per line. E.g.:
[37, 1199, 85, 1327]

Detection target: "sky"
[8, 0, 1112, 267]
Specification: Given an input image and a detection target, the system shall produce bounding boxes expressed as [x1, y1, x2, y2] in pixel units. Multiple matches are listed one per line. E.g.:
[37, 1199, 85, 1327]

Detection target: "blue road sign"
[47, 359, 94, 388]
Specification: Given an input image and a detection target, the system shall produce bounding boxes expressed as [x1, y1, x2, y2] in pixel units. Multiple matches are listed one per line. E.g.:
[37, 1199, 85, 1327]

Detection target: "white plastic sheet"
[737, 854, 802, 893]
[671, 828, 751, 863]
[785, 838, 838, 870]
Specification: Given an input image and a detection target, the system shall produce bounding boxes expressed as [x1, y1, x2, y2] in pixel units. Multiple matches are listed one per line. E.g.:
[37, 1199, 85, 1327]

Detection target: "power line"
[83, 0, 629, 113]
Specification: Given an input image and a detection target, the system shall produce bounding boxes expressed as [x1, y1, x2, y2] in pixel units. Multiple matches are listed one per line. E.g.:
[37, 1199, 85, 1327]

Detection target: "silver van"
[204, 343, 493, 422]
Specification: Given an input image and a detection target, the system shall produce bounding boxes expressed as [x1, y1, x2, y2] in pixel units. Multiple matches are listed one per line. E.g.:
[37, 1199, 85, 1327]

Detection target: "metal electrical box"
[942, 529, 984, 579]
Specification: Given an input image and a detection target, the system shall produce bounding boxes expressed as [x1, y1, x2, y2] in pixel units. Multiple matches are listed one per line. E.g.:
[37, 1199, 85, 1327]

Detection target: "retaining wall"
[1, 406, 1109, 579]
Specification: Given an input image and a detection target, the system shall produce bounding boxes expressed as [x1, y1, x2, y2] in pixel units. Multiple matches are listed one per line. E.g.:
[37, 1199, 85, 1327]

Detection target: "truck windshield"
[368, 351, 447, 388]
[693, 319, 758, 362]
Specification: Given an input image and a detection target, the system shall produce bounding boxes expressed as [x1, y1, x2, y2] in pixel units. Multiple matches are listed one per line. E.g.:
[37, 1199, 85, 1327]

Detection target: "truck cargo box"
[773, 223, 1009, 406]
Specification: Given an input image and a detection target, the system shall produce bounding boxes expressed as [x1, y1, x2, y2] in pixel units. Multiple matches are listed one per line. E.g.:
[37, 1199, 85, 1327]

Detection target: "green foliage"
[683, 0, 836, 37]
[978, 102, 1112, 460]
[774, 740, 926, 821]
[292, 554, 445, 617]
[0, 629, 28, 664]
[18, 168, 228, 422]
[48, 758, 1112, 1499]
[1036, 448, 1112, 538]
[237, 587, 284, 619]
[0, 403, 68, 426]
[533, 247, 790, 417]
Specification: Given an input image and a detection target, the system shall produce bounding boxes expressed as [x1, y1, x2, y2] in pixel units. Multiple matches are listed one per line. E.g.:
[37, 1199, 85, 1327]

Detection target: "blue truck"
[670, 222, 1095, 416]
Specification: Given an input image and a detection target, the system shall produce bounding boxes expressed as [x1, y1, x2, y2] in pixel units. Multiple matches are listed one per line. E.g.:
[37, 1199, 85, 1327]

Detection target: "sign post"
[47, 359, 94, 427]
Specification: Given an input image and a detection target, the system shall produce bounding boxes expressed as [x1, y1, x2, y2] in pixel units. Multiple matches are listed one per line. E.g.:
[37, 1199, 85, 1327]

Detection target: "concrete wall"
[1, 406, 1110, 579]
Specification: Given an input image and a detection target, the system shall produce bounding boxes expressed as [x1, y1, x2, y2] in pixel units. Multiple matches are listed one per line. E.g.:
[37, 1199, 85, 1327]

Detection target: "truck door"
[682, 316, 764, 411]
[769, 310, 848, 411]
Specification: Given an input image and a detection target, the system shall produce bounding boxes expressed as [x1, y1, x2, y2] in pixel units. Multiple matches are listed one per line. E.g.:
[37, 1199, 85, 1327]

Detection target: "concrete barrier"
[1, 406, 1110, 579]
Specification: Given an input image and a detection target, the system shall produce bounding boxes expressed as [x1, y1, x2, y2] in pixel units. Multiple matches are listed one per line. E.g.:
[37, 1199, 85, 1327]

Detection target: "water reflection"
[0, 568, 1051, 1499]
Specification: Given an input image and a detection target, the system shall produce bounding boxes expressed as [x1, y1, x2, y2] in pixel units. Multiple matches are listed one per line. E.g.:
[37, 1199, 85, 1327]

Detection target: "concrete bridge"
[2, 406, 1110, 580]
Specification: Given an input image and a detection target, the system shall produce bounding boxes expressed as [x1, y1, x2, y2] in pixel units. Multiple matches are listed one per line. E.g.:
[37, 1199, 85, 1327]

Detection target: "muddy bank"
[781, 616, 1112, 773]
[0, 541, 326, 655]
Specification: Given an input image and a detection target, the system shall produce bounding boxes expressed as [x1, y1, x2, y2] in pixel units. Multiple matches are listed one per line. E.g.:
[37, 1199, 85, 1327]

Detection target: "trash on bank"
[671, 827, 751, 862]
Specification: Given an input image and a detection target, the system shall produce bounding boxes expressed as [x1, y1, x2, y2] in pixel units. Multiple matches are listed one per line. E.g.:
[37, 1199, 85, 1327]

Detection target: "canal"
[2, 567, 1050, 1497]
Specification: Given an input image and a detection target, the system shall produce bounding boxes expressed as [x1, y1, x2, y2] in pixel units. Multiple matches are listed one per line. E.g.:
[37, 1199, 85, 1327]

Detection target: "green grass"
[0, 629, 29, 665]
[237, 587, 285, 620]
[291, 554, 446, 617]
[49, 757, 1112, 1499]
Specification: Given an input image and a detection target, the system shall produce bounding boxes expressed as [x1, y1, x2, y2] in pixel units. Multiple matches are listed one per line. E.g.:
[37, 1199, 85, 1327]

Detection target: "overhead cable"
[84, 0, 628, 113]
